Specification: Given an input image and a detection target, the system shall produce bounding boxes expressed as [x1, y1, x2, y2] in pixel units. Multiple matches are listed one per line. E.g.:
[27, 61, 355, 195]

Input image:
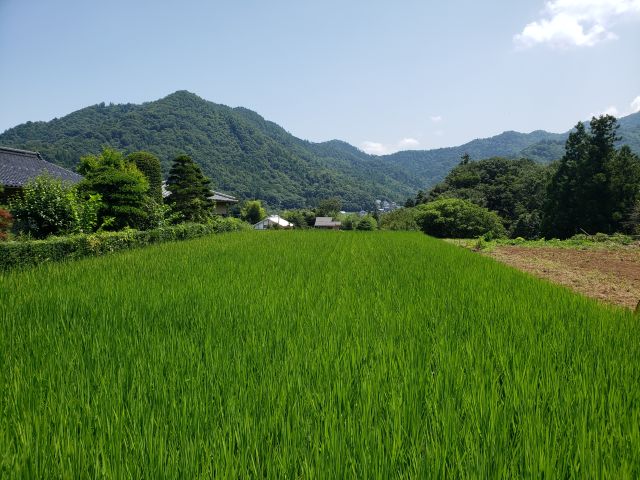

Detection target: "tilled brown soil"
[487, 246, 640, 310]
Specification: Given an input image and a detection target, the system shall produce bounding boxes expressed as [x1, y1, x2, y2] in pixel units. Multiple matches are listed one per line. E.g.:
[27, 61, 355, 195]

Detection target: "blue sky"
[1, 0, 639, 154]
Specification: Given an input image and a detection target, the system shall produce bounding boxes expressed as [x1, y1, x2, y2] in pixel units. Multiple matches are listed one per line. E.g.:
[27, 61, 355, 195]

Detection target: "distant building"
[314, 216, 341, 230]
[254, 215, 294, 230]
[0, 147, 82, 201]
[207, 191, 239, 216]
[374, 199, 399, 214]
[162, 181, 238, 216]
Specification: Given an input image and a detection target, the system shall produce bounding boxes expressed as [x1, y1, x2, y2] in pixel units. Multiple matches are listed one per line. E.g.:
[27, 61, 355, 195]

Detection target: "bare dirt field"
[487, 246, 640, 310]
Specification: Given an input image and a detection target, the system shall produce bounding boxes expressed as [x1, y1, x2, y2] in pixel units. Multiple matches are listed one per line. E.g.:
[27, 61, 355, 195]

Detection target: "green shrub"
[78, 148, 150, 230]
[339, 213, 360, 230]
[379, 208, 419, 231]
[356, 215, 378, 231]
[0, 218, 248, 271]
[415, 198, 506, 239]
[282, 209, 315, 228]
[0, 208, 12, 241]
[10, 175, 101, 239]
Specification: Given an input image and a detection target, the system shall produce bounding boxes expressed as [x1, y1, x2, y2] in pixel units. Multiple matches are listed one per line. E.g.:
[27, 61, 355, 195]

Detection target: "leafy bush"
[10, 175, 101, 239]
[282, 209, 315, 228]
[415, 198, 506, 239]
[0, 208, 12, 241]
[356, 215, 378, 231]
[0, 218, 249, 271]
[379, 208, 419, 231]
[78, 148, 149, 230]
[338, 213, 360, 230]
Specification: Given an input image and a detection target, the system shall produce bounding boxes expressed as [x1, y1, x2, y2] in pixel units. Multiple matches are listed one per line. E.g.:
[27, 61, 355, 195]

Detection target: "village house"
[161, 181, 239, 216]
[0, 147, 82, 202]
[207, 191, 239, 216]
[314, 216, 341, 230]
[254, 215, 294, 230]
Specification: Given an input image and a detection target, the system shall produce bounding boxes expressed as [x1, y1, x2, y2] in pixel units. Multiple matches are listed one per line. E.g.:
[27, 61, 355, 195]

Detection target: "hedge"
[0, 218, 249, 271]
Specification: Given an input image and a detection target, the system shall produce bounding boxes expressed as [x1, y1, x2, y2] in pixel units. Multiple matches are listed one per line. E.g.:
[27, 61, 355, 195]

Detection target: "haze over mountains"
[1, 91, 639, 210]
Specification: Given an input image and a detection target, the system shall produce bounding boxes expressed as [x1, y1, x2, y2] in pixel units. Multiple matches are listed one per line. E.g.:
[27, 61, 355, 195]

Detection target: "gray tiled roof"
[208, 191, 238, 203]
[162, 181, 238, 204]
[0, 147, 83, 188]
[314, 216, 341, 227]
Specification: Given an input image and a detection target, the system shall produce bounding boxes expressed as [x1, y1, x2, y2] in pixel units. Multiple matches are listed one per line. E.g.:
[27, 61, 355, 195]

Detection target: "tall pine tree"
[609, 145, 640, 232]
[166, 154, 213, 222]
[544, 115, 640, 237]
[543, 122, 590, 238]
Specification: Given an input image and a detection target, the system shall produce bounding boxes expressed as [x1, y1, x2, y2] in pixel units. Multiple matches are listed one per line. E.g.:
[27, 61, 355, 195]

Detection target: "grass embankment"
[1, 231, 639, 477]
[449, 233, 638, 251]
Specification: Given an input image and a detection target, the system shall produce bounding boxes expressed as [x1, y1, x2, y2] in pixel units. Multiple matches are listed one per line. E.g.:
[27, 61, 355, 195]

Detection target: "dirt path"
[487, 246, 640, 310]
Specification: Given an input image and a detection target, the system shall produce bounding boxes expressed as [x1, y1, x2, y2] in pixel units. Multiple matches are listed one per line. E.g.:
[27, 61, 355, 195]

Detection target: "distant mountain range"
[1, 91, 639, 209]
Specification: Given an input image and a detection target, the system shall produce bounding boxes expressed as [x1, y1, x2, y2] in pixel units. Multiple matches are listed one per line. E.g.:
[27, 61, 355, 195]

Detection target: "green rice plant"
[1, 231, 638, 477]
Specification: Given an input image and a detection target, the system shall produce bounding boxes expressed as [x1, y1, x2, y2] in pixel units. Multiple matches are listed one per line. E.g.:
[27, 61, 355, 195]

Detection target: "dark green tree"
[240, 200, 266, 224]
[316, 197, 342, 217]
[126, 151, 163, 204]
[78, 148, 149, 230]
[543, 115, 634, 237]
[542, 123, 590, 237]
[426, 157, 549, 237]
[165, 154, 213, 222]
[578, 115, 619, 233]
[608, 145, 640, 232]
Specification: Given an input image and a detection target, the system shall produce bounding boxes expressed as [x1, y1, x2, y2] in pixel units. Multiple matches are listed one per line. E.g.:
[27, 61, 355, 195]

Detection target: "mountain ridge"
[1, 90, 638, 208]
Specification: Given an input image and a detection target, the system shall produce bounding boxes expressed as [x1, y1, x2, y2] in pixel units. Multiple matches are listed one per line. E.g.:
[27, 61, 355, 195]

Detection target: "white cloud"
[360, 141, 391, 155]
[360, 137, 422, 155]
[515, 0, 640, 49]
[589, 96, 640, 118]
[398, 137, 420, 148]
[601, 105, 620, 116]
[430, 115, 443, 123]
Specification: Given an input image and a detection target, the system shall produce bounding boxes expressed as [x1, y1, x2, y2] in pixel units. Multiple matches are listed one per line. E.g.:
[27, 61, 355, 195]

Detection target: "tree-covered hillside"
[1, 90, 638, 209]
[0, 91, 419, 210]
[382, 118, 640, 187]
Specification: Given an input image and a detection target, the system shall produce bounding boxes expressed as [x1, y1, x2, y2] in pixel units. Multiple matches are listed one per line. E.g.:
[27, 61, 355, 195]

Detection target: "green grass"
[449, 233, 638, 252]
[1, 231, 639, 478]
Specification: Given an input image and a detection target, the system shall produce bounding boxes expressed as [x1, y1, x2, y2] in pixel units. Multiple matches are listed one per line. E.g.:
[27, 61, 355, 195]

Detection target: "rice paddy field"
[1, 231, 639, 478]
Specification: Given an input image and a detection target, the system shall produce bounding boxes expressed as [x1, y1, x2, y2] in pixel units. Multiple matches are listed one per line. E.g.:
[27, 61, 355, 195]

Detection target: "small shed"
[254, 215, 294, 230]
[314, 217, 341, 229]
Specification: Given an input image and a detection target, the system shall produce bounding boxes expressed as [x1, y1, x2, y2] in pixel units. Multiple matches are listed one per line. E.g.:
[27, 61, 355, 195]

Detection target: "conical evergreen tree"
[543, 122, 590, 238]
[126, 151, 163, 204]
[166, 155, 213, 222]
[543, 115, 630, 237]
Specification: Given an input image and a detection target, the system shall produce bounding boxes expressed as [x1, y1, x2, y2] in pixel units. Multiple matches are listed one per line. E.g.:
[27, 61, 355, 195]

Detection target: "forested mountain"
[0, 91, 418, 210]
[381, 118, 640, 187]
[1, 90, 639, 209]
